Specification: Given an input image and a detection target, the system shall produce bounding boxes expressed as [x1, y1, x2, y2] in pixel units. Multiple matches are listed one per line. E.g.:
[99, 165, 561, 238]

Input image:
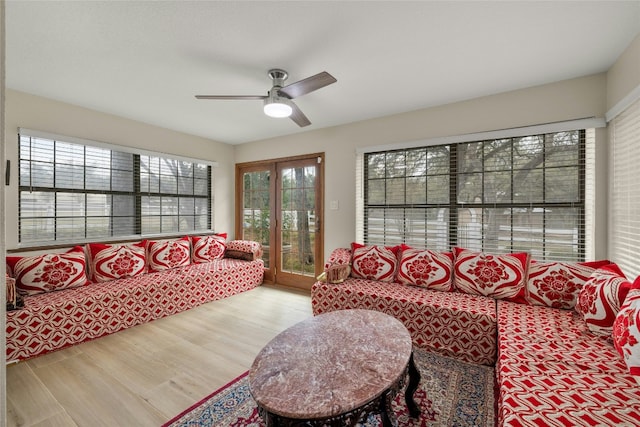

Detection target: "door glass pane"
[242, 170, 271, 268]
[281, 166, 316, 277]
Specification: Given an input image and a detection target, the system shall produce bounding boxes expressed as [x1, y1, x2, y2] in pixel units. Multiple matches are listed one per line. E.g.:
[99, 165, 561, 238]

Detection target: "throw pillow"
[6, 246, 90, 296]
[397, 247, 454, 291]
[350, 243, 399, 282]
[87, 241, 147, 283]
[525, 260, 610, 309]
[613, 288, 640, 380]
[453, 247, 529, 301]
[147, 237, 191, 272]
[576, 264, 632, 336]
[191, 233, 227, 263]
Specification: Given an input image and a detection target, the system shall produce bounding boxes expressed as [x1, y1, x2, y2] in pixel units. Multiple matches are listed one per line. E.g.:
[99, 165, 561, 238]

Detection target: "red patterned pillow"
[576, 265, 632, 336]
[526, 260, 609, 309]
[397, 247, 454, 291]
[350, 243, 399, 282]
[191, 233, 227, 263]
[613, 288, 640, 379]
[453, 247, 529, 301]
[147, 237, 191, 272]
[87, 241, 147, 283]
[6, 246, 89, 296]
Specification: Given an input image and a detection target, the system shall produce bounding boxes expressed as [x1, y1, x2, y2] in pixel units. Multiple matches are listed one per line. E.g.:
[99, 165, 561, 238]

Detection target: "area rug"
[163, 349, 495, 427]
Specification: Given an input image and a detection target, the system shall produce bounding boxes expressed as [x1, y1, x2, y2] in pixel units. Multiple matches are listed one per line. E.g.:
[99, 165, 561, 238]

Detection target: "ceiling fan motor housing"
[268, 69, 289, 91]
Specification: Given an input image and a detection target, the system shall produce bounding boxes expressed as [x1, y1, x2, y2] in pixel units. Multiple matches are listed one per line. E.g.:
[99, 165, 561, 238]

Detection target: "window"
[609, 97, 640, 277]
[18, 131, 212, 246]
[361, 130, 588, 261]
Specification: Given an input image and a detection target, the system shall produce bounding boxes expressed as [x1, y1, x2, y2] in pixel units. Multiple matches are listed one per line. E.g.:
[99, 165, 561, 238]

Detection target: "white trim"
[356, 117, 606, 154]
[17, 127, 219, 167]
[606, 83, 640, 122]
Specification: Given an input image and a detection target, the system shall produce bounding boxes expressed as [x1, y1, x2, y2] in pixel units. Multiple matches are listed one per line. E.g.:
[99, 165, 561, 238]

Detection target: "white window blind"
[609, 97, 640, 277]
[18, 129, 214, 247]
[356, 126, 597, 262]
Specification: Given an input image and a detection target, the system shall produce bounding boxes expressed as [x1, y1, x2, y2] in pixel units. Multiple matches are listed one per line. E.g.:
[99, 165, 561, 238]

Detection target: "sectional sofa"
[5, 235, 264, 363]
[311, 243, 640, 426]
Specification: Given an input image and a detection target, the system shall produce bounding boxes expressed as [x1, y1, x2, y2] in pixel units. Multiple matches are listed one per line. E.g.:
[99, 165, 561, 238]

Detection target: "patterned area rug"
[163, 349, 495, 427]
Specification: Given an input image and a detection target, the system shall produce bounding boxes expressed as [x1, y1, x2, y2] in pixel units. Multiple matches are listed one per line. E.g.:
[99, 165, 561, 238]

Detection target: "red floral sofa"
[311, 243, 640, 426]
[5, 235, 264, 363]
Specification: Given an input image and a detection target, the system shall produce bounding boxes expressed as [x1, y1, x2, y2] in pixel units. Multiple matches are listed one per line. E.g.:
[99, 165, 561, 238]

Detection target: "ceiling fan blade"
[290, 102, 311, 127]
[195, 95, 267, 100]
[279, 71, 337, 99]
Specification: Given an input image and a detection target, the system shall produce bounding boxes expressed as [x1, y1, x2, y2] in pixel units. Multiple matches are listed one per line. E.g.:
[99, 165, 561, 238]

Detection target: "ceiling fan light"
[264, 97, 293, 118]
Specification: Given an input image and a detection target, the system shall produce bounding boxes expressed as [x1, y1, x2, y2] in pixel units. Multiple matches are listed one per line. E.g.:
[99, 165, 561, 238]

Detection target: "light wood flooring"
[5, 284, 313, 427]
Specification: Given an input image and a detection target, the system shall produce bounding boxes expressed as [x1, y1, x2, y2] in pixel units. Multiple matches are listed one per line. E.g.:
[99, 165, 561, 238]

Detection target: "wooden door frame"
[235, 153, 324, 289]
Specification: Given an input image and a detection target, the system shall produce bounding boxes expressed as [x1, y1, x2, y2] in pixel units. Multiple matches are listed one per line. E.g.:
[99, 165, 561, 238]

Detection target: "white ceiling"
[6, 1, 640, 145]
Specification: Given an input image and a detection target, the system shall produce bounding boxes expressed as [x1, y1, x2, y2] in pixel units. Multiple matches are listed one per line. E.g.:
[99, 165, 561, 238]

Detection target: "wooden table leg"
[405, 351, 421, 418]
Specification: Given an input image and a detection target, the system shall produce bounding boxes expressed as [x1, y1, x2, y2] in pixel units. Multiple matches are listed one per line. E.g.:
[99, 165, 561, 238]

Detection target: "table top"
[248, 309, 413, 420]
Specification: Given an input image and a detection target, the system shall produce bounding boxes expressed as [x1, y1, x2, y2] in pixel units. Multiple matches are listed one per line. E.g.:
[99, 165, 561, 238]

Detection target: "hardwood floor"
[5, 285, 313, 427]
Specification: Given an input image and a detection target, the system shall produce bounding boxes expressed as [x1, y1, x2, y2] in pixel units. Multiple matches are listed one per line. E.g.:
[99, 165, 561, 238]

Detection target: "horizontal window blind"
[359, 129, 591, 262]
[609, 97, 640, 277]
[18, 130, 213, 247]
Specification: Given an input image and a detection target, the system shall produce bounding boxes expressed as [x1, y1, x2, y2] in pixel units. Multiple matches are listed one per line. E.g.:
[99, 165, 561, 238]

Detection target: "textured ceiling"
[6, 1, 640, 145]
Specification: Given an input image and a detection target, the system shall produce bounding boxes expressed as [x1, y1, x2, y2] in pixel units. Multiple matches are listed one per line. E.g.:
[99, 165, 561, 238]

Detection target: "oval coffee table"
[249, 309, 421, 426]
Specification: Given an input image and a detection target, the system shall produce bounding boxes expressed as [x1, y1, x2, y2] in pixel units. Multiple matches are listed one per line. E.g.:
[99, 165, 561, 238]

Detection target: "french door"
[236, 153, 324, 290]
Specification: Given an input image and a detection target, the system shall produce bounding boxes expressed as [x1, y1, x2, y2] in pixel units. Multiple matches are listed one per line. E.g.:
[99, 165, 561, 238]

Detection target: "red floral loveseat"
[311, 243, 640, 426]
[5, 235, 264, 363]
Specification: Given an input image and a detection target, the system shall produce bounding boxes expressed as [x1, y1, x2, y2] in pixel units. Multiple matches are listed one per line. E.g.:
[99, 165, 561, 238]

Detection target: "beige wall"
[607, 33, 640, 111]
[4, 89, 235, 249]
[236, 74, 609, 260]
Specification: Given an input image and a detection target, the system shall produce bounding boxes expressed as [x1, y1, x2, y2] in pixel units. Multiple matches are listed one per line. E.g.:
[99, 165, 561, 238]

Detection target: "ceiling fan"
[195, 69, 337, 127]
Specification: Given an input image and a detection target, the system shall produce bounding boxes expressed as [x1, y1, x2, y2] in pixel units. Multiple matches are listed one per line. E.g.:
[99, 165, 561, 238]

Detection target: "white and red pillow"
[453, 247, 529, 301]
[87, 241, 147, 283]
[350, 243, 399, 282]
[6, 246, 89, 296]
[191, 233, 227, 263]
[613, 288, 640, 380]
[576, 264, 632, 336]
[397, 247, 454, 291]
[525, 260, 610, 309]
[147, 237, 191, 272]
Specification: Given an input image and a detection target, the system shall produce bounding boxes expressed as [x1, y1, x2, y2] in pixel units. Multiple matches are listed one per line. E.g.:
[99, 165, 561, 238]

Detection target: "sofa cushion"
[525, 260, 604, 309]
[147, 237, 191, 272]
[397, 247, 454, 291]
[453, 247, 529, 302]
[497, 300, 640, 425]
[191, 234, 226, 263]
[613, 288, 640, 380]
[312, 278, 497, 365]
[576, 264, 632, 336]
[350, 243, 398, 282]
[5, 257, 265, 362]
[87, 241, 147, 283]
[6, 246, 90, 296]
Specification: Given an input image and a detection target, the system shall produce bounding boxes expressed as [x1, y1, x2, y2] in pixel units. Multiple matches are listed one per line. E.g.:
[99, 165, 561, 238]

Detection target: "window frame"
[17, 129, 215, 249]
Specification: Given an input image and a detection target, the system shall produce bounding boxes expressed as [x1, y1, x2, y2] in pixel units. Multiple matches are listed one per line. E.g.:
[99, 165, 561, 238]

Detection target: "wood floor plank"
[5, 285, 313, 427]
[6, 363, 66, 426]
[32, 352, 166, 427]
